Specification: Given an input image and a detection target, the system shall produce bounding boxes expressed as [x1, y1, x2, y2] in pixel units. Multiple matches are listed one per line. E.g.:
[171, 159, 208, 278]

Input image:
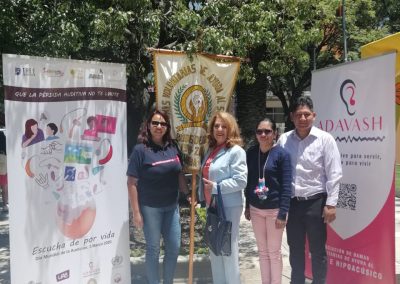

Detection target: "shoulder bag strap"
[216, 184, 227, 220]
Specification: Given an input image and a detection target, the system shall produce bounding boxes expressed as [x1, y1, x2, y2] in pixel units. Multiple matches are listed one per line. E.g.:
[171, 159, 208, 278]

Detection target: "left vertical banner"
[2, 54, 130, 284]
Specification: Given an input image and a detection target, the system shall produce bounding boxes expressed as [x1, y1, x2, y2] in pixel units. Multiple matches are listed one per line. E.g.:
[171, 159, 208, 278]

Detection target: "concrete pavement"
[131, 197, 400, 283]
[1, 198, 400, 283]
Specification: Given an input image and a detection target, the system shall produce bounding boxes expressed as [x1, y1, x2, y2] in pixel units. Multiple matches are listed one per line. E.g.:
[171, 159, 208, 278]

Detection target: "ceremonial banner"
[361, 32, 400, 164]
[153, 50, 240, 171]
[312, 53, 396, 283]
[2, 54, 130, 283]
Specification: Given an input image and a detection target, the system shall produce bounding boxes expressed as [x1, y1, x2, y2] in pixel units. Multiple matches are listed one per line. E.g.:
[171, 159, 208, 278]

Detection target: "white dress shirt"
[277, 126, 342, 206]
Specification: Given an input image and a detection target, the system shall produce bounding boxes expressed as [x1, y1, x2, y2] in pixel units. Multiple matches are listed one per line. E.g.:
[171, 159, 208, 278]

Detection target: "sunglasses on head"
[256, 129, 273, 135]
[151, 121, 168, 127]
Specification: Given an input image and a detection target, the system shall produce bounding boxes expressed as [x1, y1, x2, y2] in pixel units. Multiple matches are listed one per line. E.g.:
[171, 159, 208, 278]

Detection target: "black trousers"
[287, 196, 327, 284]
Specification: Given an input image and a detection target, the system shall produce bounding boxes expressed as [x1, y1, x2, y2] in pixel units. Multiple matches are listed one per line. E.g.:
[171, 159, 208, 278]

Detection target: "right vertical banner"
[361, 32, 400, 164]
[312, 53, 396, 284]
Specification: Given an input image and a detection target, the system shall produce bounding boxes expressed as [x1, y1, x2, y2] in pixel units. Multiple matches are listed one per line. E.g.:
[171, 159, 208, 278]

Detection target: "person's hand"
[133, 211, 143, 228]
[72, 118, 81, 126]
[202, 178, 214, 194]
[185, 192, 197, 206]
[31, 128, 38, 138]
[322, 205, 336, 223]
[244, 208, 251, 221]
[275, 218, 287, 229]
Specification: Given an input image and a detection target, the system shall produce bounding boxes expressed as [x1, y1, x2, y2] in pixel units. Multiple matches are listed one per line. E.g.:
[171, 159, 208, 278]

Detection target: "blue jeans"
[141, 203, 181, 284]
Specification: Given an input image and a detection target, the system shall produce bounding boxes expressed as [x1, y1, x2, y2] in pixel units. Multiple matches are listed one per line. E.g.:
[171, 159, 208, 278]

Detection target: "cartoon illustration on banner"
[21, 111, 117, 239]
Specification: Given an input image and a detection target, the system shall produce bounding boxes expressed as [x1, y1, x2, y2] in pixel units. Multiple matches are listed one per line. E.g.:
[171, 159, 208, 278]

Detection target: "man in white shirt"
[278, 96, 342, 284]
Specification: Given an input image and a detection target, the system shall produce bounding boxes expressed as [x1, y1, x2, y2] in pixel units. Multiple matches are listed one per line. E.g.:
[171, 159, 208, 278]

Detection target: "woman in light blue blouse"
[199, 111, 247, 284]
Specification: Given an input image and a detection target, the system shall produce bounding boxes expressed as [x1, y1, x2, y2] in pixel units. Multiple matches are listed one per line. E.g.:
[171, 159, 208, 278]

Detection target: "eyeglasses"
[151, 121, 168, 128]
[256, 129, 273, 135]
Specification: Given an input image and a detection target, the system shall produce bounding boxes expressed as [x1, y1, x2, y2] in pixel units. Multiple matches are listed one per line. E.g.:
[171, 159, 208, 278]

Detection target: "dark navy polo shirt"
[127, 141, 182, 207]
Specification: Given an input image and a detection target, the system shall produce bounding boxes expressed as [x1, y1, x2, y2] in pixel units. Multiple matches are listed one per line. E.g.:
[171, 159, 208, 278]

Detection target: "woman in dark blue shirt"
[127, 110, 189, 284]
[244, 117, 292, 284]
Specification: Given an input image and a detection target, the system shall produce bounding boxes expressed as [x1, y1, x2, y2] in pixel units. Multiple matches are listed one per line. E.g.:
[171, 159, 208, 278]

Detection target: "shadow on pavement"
[1, 204, 400, 284]
[131, 258, 212, 284]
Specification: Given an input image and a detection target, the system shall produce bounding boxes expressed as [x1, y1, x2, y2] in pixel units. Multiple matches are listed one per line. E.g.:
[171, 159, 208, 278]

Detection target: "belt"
[294, 192, 326, 201]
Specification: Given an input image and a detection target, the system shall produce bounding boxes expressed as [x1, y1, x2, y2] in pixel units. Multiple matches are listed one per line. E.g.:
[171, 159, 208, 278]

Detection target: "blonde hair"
[207, 111, 243, 148]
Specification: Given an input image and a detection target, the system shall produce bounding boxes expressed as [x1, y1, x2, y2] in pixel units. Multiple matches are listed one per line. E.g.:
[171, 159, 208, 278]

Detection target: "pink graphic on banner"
[326, 178, 395, 284]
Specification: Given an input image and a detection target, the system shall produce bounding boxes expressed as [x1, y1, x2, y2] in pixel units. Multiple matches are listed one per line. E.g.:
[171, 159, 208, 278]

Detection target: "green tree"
[0, 0, 394, 143]
[0, 0, 187, 148]
[376, 0, 400, 32]
[176, 0, 390, 138]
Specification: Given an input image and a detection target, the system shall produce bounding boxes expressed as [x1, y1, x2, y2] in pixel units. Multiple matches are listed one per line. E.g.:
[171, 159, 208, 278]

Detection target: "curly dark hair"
[137, 110, 173, 145]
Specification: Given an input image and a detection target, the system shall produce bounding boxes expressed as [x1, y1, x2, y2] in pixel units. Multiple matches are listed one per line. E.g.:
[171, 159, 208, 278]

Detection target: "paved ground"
[1, 199, 400, 283]
[0, 212, 10, 284]
[133, 198, 400, 284]
[129, 212, 290, 284]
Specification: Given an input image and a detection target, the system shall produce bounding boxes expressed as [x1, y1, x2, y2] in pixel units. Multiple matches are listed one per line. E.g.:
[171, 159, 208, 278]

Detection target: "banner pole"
[342, 0, 348, 62]
[188, 170, 198, 284]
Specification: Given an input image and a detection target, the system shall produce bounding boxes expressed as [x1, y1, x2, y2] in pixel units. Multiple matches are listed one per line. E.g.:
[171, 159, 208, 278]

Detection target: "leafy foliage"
[0, 0, 397, 140]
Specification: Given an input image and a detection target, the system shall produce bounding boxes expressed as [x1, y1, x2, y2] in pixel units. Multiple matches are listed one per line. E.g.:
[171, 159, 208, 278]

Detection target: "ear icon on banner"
[340, 79, 356, 116]
[96, 139, 113, 165]
[25, 156, 37, 177]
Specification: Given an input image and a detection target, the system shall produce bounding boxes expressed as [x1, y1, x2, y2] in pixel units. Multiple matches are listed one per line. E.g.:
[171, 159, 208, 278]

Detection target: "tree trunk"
[126, 73, 145, 156]
[235, 77, 268, 147]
